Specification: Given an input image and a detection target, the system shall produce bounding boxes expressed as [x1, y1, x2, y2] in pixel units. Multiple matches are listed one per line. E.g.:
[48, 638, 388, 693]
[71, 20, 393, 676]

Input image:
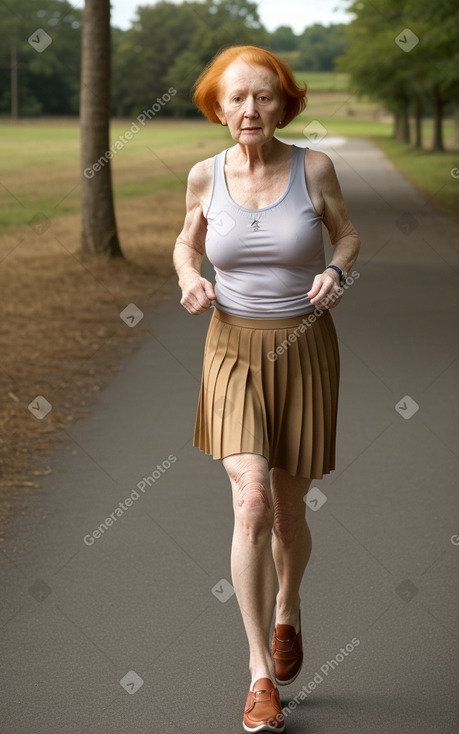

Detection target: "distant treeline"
[2, 0, 458, 151]
[0, 0, 347, 118]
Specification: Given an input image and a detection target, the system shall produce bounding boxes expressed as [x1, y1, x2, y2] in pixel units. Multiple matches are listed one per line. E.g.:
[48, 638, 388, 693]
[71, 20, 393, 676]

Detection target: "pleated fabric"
[193, 306, 340, 479]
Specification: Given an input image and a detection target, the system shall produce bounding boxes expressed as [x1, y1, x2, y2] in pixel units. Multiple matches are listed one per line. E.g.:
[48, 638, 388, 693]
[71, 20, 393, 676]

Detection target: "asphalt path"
[1, 137, 458, 734]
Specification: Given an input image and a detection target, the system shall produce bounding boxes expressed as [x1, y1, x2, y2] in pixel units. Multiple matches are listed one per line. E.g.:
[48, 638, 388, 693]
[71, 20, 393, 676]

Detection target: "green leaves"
[112, 0, 268, 119]
[340, 0, 459, 147]
[0, 0, 82, 115]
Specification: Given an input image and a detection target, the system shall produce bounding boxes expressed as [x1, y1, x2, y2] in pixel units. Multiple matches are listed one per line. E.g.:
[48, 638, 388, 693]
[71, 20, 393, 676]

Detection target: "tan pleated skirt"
[193, 306, 340, 479]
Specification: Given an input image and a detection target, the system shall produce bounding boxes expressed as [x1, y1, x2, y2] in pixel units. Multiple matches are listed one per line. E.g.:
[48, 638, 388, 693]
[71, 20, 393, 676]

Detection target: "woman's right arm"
[173, 160, 216, 315]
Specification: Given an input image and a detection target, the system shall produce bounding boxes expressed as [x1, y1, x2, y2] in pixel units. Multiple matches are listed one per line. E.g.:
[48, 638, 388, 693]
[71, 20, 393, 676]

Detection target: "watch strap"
[326, 265, 343, 283]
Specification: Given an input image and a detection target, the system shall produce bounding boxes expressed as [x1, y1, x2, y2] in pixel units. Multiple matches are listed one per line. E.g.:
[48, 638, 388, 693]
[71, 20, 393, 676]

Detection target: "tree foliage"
[3, 0, 457, 147]
[297, 24, 348, 71]
[0, 0, 82, 115]
[270, 26, 299, 52]
[0, 0, 348, 118]
[340, 0, 459, 149]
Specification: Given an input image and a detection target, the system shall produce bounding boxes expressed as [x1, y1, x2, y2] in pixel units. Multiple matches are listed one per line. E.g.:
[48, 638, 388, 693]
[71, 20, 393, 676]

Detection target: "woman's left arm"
[307, 152, 361, 310]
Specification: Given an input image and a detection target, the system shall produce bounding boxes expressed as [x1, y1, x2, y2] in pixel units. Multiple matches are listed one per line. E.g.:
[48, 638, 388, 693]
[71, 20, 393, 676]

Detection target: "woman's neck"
[230, 137, 287, 171]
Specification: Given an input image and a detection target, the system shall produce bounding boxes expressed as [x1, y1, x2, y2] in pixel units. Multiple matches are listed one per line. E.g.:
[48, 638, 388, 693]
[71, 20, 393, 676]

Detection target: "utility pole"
[11, 45, 18, 119]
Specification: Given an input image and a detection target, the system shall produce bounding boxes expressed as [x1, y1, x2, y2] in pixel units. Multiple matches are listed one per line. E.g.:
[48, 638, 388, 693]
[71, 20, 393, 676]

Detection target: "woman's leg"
[223, 452, 277, 686]
[270, 468, 312, 630]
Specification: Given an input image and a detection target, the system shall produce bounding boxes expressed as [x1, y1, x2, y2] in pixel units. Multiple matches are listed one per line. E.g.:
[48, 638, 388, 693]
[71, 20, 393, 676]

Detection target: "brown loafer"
[243, 677, 285, 732]
[271, 610, 303, 686]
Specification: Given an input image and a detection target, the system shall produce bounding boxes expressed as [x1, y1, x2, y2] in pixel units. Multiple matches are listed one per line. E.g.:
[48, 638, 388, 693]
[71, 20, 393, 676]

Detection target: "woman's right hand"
[179, 275, 216, 315]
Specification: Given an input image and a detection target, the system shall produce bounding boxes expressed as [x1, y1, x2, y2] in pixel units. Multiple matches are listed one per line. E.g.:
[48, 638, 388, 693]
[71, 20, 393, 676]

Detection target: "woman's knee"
[273, 508, 307, 546]
[271, 469, 310, 546]
[223, 454, 273, 540]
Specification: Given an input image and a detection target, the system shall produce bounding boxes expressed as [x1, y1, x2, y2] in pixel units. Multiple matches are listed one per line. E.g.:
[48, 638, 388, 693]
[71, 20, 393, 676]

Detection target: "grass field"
[0, 120, 231, 230]
[296, 71, 350, 92]
[369, 138, 459, 216]
[1, 98, 457, 231]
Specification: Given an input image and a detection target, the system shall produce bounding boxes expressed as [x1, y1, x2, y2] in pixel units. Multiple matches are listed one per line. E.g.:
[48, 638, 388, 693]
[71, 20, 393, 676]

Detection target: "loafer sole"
[275, 659, 303, 686]
[243, 720, 285, 732]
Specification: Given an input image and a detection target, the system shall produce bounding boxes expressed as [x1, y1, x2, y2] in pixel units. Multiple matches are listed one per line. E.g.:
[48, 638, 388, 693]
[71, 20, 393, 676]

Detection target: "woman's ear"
[214, 102, 227, 126]
[280, 98, 287, 125]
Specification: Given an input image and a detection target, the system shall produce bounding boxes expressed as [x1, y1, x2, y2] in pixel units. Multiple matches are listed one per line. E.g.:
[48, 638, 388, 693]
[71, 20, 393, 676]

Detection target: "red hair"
[192, 45, 307, 128]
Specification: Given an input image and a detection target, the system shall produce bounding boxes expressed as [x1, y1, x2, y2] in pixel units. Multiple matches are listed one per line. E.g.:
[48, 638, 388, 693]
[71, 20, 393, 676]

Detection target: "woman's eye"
[259, 96, 269, 102]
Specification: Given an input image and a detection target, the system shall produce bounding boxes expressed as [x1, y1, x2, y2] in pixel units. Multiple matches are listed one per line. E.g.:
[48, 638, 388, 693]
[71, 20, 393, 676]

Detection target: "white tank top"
[205, 144, 325, 318]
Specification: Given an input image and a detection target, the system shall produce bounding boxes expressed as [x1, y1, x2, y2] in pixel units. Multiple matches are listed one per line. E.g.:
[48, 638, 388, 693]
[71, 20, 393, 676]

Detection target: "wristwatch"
[326, 265, 348, 287]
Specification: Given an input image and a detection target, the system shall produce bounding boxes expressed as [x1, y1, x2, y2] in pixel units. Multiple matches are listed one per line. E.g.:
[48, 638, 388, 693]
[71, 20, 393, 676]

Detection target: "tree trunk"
[80, 0, 123, 257]
[413, 100, 422, 149]
[10, 45, 18, 119]
[394, 108, 410, 143]
[453, 107, 459, 146]
[401, 108, 410, 144]
[431, 84, 444, 152]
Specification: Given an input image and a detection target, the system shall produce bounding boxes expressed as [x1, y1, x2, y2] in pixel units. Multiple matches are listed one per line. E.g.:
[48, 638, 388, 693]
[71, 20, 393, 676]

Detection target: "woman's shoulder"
[302, 147, 335, 178]
[187, 148, 229, 208]
[189, 147, 230, 181]
[188, 157, 213, 185]
[187, 150, 224, 195]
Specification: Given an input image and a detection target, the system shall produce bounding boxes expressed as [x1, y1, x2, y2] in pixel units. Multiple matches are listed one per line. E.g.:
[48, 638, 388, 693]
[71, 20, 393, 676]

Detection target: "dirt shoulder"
[0, 191, 183, 541]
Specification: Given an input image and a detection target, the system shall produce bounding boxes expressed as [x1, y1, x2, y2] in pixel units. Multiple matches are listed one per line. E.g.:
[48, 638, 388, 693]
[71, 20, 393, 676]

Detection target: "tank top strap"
[215, 147, 228, 183]
[217, 148, 231, 192]
[290, 144, 307, 197]
[207, 148, 231, 214]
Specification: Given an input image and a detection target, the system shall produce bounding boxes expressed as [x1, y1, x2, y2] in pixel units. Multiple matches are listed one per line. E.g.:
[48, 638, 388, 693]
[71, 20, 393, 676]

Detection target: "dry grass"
[0, 191, 185, 540]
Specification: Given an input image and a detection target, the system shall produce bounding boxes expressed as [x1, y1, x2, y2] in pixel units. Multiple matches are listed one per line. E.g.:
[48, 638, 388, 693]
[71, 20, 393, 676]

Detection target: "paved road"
[1, 138, 458, 734]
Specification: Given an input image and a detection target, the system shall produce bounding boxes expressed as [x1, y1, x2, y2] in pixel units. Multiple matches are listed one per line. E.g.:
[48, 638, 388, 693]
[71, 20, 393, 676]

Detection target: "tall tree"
[404, 0, 459, 152]
[80, 0, 122, 257]
[342, 0, 459, 150]
[341, 0, 419, 144]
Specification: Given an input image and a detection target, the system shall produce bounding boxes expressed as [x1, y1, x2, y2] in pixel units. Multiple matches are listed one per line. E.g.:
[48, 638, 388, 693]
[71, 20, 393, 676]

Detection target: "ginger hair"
[192, 45, 307, 128]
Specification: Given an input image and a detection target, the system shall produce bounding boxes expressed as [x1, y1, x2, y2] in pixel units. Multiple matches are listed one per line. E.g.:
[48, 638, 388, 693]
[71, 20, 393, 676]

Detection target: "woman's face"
[216, 60, 286, 145]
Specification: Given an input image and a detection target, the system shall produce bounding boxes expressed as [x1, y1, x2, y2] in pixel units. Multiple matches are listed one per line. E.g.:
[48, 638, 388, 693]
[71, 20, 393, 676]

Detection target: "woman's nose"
[243, 97, 259, 117]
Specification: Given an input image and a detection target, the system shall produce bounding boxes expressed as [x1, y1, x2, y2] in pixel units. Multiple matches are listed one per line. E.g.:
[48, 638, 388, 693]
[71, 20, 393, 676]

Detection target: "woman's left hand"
[307, 270, 343, 310]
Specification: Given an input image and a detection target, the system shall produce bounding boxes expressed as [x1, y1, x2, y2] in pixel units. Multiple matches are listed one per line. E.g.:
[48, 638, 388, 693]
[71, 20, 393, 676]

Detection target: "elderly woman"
[173, 45, 360, 732]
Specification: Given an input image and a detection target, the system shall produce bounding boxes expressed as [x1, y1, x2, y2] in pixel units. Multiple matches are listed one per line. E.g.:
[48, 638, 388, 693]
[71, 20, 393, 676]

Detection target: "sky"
[110, 0, 352, 35]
